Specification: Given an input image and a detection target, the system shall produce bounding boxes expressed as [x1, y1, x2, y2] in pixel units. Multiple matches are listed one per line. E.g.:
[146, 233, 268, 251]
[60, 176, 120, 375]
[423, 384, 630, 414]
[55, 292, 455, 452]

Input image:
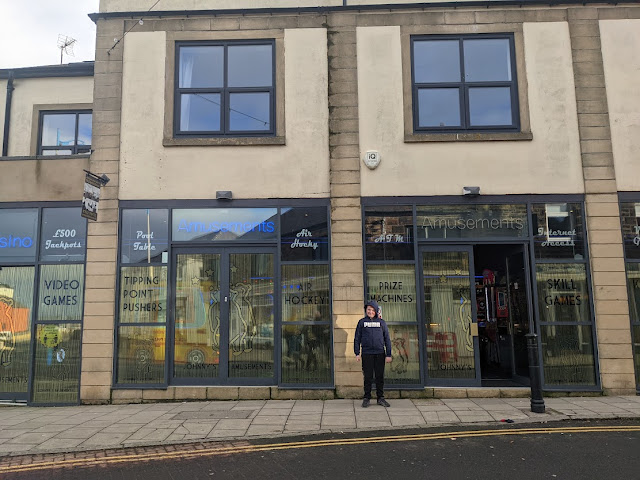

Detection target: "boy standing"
[354, 300, 392, 408]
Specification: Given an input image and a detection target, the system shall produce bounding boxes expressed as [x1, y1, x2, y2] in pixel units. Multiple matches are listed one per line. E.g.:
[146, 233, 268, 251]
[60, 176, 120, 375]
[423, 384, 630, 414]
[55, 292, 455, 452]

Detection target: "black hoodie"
[354, 300, 392, 356]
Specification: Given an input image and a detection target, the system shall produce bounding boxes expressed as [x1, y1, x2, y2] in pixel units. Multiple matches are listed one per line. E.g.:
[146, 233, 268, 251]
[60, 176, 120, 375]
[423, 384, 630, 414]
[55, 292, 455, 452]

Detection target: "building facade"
[1, 0, 639, 405]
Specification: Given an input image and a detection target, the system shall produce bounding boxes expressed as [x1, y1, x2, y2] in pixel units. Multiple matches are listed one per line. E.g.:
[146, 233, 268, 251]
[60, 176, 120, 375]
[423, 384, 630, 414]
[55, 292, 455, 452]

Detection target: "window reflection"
[386, 324, 421, 385]
[282, 325, 331, 384]
[541, 325, 596, 386]
[116, 326, 166, 384]
[366, 265, 417, 324]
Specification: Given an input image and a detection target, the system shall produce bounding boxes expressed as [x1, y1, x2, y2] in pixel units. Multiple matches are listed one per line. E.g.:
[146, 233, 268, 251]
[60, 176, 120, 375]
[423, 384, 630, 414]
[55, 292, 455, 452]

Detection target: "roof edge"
[0, 62, 94, 80]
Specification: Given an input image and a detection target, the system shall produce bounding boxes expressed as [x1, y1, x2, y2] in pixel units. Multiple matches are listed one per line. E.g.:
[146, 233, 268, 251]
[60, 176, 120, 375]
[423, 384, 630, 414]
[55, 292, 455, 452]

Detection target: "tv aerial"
[57, 34, 77, 64]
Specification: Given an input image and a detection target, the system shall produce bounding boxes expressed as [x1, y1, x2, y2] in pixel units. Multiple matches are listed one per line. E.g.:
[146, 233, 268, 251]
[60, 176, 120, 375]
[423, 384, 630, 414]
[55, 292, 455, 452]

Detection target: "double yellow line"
[2, 425, 639, 475]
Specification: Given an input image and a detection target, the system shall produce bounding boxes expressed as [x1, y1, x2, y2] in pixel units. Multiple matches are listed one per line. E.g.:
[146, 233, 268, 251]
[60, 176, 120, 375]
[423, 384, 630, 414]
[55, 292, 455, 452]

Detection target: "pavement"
[1, 395, 640, 457]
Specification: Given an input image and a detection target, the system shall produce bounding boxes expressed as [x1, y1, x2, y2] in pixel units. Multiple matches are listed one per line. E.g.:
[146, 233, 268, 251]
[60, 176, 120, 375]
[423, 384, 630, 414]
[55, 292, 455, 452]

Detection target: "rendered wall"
[357, 22, 584, 196]
[119, 29, 330, 200]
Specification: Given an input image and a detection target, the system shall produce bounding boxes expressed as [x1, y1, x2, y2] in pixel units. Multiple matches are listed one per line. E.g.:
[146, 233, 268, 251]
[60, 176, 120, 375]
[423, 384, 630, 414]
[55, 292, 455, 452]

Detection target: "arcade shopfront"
[0, 205, 87, 405]
[363, 196, 600, 391]
[113, 201, 333, 390]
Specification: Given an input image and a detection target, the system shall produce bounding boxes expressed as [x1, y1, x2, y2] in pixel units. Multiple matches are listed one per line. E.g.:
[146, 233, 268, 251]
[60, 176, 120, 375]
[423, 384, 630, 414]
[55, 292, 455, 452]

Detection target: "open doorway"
[473, 244, 531, 387]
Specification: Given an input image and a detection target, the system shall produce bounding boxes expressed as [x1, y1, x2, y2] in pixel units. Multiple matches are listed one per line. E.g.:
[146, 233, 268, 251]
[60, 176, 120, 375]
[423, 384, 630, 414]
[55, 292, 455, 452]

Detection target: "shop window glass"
[280, 207, 329, 262]
[423, 251, 475, 380]
[536, 264, 590, 323]
[282, 324, 331, 384]
[0, 267, 35, 394]
[119, 266, 167, 324]
[228, 253, 274, 378]
[386, 324, 421, 385]
[364, 207, 414, 261]
[366, 265, 417, 323]
[0, 209, 38, 263]
[532, 203, 585, 260]
[31, 323, 81, 404]
[116, 326, 166, 384]
[39, 208, 87, 262]
[417, 204, 528, 240]
[633, 325, 640, 387]
[282, 265, 329, 322]
[120, 209, 169, 264]
[620, 202, 640, 260]
[540, 324, 596, 386]
[37, 264, 84, 321]
[628, 264, 640, 324]
[172, 208, 278, 243]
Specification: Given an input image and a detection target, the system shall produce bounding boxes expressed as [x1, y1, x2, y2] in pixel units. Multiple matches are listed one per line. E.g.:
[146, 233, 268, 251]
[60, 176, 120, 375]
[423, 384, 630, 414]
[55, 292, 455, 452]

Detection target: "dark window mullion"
[73, 112, 80, 155]
[458, 38, 469, 129]
[223, 44, 229, 134]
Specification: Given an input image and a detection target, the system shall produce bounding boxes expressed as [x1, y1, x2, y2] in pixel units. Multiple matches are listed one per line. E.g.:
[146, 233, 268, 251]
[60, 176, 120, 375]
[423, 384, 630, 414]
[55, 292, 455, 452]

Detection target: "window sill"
[404, 131, 533, 143]
[0, 154, 91, 161]
[163, 136, 286, 147]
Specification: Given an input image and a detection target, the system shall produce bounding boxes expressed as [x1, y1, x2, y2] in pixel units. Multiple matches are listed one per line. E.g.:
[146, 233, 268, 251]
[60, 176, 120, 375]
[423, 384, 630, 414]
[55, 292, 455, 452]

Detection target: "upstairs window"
[175, 40, 275, 137]
[39, 111, 92, 155]
[411, 34, 519, 133]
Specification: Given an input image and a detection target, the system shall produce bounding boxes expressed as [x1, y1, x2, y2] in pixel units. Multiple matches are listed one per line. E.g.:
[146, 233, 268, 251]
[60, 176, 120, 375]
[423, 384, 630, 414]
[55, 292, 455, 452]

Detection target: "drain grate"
[171, 410, 253, 420]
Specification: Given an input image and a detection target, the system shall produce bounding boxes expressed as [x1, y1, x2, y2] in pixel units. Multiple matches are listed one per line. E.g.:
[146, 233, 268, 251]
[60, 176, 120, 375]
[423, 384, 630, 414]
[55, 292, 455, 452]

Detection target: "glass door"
[172, 248, 275, 385]
[420, 246, 481, 386]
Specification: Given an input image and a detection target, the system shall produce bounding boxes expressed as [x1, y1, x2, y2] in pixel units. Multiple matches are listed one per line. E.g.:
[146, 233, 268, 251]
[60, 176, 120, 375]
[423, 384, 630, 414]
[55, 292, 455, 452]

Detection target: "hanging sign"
[81, 173, 102, 221]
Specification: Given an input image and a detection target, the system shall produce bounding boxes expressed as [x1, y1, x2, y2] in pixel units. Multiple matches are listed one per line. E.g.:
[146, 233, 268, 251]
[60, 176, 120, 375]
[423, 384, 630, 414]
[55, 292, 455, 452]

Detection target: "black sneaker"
[362, 398, 370, 408]
[377, 398, 390, 407]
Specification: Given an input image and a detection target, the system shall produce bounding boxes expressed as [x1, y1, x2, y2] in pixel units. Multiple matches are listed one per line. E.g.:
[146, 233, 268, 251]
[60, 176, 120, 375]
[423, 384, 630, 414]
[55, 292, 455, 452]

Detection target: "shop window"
[540, 325, 596, 386]
[119, 266, 167, 324]
[39, 208, 87, 263]
[536, 264, 590, 324]
[0, 209, 38, 263]
[411, 35, 519, 133]
[364, 207, 414, 261]
[38, 111, 92, 155]
[620, 202, 640, 260]
[37, 264, 85, 322]
[116, 325, 166, 384]
[120, 209, 169, 264]
[171, 208, 278, 243]
[281, 264, 331, 385]
[280, 207, 329, 262]
[532, 203, 585, 260]
[175, 41, 275, 137]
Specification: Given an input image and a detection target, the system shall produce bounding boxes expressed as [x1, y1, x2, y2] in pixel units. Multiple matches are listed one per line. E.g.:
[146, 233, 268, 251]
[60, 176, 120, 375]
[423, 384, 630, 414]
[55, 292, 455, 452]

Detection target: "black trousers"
[362, 353, 386, 399]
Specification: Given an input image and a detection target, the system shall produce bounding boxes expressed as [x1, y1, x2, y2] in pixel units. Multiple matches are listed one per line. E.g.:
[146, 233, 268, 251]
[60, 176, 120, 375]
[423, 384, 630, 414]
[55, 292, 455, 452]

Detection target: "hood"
[364, 300, 380, 318]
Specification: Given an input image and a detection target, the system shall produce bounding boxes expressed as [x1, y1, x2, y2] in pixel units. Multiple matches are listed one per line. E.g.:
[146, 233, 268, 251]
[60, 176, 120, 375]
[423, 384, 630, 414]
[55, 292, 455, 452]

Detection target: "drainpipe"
[2, 71, 14, 157]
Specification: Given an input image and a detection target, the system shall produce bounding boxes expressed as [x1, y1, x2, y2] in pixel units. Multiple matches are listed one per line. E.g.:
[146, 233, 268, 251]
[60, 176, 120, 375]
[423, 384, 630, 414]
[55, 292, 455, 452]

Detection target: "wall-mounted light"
[463, 186, 480, 196]
[216, 191, 232, 200]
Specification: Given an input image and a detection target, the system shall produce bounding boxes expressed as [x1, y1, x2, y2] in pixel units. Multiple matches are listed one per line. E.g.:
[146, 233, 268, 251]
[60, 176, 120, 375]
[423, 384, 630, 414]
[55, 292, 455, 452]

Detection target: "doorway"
[171, 248, 276, 385]
[473, 244, 531, 386]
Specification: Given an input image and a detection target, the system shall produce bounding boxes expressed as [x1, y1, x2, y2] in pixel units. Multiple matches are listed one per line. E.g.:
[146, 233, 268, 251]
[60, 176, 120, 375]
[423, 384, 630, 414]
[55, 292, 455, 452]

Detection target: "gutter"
[2, 72, 14, 157]
[88, 0, 636, 21]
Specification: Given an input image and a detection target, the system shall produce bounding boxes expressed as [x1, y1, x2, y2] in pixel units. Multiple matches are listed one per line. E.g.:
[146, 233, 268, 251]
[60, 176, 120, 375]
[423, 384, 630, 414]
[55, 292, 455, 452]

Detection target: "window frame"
[37, 110, 92, 156]
[410, 33, 520, 135]
[173, 39, 276, 138]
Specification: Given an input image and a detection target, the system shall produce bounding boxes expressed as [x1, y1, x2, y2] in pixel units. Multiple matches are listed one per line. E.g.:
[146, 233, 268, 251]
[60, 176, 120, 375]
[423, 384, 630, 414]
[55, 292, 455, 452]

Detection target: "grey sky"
[0, 1, 100, 69]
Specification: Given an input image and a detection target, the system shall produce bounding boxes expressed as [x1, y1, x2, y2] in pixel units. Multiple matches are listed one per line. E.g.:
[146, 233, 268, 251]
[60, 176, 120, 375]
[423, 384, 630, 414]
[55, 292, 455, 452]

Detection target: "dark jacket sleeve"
[382, 321, 392, 357]
[354, 319, 363, 356]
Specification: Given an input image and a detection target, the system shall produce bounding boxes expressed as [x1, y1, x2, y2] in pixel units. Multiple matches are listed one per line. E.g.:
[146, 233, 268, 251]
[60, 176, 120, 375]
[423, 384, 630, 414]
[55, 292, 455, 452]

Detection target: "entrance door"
[172, 248, 275, 385]
[420, 246, 481, 386]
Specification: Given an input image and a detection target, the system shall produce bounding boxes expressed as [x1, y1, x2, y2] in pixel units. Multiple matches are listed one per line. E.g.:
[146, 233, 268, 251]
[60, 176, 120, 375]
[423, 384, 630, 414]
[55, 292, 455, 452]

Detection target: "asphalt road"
[3, 419, 640, 480]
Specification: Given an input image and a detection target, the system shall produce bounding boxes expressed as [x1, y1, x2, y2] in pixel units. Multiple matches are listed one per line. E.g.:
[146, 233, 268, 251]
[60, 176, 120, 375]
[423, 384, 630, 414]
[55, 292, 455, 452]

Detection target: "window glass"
[172, 208, 278, 242]
[31, 323, 81, 404]
[628, 264, 640, 324]
[532, 203, 586, 260]
[119, 266, 167, 324]
[282, 265, 329, 322]
[280, 207, 329, 262]
[463, 38, 512, 82]
[120, 209, 169, 264]
[40, 207, 87, 262]
[417, 204, 528, 239]
[38, 264, 84, 321]
[41, 114, 76, 146]
[364, 207, 414, 261]
[413, 40, 460, 83]
[0, 267, 35, 394]
[620, 202, 640, 260]
[116, 326, 166, 384]
[0, 209, 38, 263]
[229, 93, 271, 132]
[178, 46, 224, 88]
[228, 44, 273, 87]
[536, 264, 590, 323]
[77, 113, 92, 150]
[180, 94, 221, 132]
[541, 324, 596, 386]
[417, 88, 461, 128]
[366, 265, 417, 323]
[633, 325, 640, 387]
[468, 87, 513, 127]
[386, 324, 421, 385]
[282, 324, 331, 384]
